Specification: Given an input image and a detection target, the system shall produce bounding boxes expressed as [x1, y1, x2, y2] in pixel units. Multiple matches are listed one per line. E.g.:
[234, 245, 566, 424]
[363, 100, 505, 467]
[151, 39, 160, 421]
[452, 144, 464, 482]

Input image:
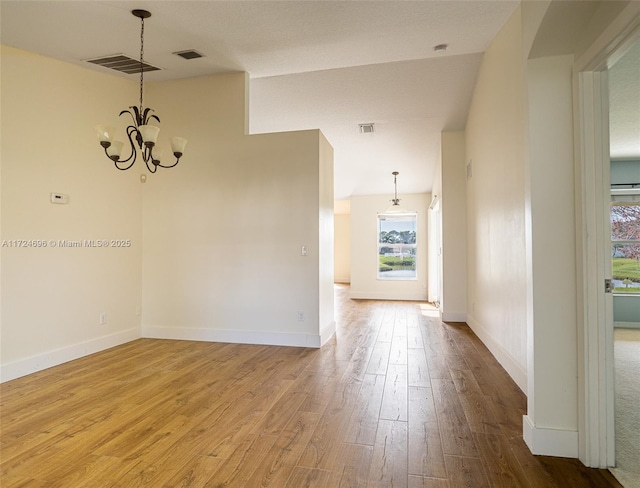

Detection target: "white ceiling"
[609, 40, 640, 160]
[0, 0, 521, 200]
[250, 54, 482, 198]
[15, 0, 636, 201]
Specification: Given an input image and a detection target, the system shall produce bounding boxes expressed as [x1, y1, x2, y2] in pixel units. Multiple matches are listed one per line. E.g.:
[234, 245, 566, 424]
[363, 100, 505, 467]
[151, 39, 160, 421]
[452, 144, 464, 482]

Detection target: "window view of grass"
[379, 252, 416, 272]
[611, 201, 640, 293]
[613, 256, 640, 293]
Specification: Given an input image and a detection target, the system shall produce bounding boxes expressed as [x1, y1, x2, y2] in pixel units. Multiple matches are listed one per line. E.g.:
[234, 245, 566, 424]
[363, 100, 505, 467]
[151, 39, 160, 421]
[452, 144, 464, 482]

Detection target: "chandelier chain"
[139, 16, 145, 115]
[394, 174, 397, 200]
[393, 172, 399, 202]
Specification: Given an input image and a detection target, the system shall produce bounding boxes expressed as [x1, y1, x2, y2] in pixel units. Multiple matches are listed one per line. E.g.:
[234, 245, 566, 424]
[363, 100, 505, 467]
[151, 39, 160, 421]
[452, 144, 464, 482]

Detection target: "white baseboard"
[334, 277, 351, 284]
[0, 328, 140, 383]
[349, 290, 427, 301]
[523, 415, 579, 458]
[466, 314, 527, 393]
[441, 311, 467, 322]
[320, 321, 336, 346]
[614, 321, 640, 329]
[142, 325, 324, 348]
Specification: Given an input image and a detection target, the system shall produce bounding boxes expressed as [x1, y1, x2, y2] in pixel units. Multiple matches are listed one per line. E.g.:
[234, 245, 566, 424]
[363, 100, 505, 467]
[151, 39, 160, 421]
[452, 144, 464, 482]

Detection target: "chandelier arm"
[141, 108, 160, 125]
[101, 144, 135, 171]
[145, 158, 158, 174]
[141, 143, 154, 164]
[155, 156, 182, 169]
[121, 108, 144, 136]
[102, 145, 114, 161]
[113, 158, 137, 171]
[112, 125, 142, 165]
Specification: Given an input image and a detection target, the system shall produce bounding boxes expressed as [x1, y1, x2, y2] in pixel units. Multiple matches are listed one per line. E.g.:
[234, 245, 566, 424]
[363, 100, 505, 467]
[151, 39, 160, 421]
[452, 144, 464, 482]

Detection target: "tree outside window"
[611, 200, 640, 293]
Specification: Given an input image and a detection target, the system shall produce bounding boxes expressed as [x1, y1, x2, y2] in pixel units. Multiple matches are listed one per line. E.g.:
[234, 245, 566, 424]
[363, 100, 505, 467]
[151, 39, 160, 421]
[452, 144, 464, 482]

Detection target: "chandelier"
[95, 9, 186, 172]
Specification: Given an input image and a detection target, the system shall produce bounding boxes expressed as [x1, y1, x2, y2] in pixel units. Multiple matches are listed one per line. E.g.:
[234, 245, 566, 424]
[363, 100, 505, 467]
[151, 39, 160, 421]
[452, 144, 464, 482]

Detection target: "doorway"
[608, 40, 640, 488]
[576, 18, 640, 473]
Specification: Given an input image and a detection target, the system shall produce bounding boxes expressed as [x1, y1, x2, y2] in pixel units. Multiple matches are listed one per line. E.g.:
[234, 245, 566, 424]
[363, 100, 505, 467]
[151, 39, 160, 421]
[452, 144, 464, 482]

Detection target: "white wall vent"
[359, 123, 375, 134]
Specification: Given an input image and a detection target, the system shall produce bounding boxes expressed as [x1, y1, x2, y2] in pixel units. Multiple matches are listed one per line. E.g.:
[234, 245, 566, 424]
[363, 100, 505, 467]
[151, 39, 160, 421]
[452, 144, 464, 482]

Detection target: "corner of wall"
[523, 415, 579, 458]
[466, 314, 527, 392]
[142, 74, 330, 346]
[1, 328, 140, 383]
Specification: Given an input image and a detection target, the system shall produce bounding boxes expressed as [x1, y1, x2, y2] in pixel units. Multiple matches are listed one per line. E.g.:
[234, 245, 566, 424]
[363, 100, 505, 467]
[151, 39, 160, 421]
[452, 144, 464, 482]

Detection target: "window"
[611, 194, 640, 293]
[378, 213, 417, 280]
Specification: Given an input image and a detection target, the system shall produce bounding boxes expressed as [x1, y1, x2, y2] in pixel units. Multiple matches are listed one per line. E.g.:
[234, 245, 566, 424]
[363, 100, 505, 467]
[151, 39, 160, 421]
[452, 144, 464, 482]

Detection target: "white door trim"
[575, 68, 614, 468]
[574, 8, 640, 468]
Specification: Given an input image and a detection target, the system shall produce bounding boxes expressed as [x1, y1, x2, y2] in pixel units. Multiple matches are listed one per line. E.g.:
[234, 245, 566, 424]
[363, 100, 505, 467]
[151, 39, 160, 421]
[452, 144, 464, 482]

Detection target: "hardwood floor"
[0, 285, 621, 487]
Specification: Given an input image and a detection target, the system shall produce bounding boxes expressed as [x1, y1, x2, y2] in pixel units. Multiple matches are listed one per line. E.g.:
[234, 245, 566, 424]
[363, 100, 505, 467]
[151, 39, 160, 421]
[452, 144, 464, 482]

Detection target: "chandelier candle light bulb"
[95, 9, 186, 172]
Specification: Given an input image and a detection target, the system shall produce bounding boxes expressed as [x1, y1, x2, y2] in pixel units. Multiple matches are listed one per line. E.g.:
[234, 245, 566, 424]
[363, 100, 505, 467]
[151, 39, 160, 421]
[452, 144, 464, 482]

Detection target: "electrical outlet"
[99, 312, 107, 325]
[297, 312, 305, 322]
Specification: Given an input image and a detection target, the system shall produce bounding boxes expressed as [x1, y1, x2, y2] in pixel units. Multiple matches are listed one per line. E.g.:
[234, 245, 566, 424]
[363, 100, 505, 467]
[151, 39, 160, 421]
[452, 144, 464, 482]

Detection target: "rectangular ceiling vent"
[85, 54, 160, 74]
[359, 123, 375, 134]
[173, 50, 204, 60]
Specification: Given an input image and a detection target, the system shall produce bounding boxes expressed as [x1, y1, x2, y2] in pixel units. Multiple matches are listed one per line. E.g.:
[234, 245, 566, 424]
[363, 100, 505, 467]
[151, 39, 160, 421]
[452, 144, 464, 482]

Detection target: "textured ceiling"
[609, 40, 640, 160]
[0, 1, 518, 80]
[0, 0, 541, 200]
[250, 54, 482, 198]
[1, 0, 522, 200]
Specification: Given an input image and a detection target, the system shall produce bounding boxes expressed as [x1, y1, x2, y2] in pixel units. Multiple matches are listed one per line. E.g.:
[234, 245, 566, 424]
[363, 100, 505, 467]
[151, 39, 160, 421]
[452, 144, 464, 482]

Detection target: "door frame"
[574, 11, 640, 468]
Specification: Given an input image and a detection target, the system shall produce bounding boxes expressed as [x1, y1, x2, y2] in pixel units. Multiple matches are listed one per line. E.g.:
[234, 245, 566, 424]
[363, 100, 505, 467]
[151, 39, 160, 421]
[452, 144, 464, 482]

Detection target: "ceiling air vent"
[85, 54, 160, 74]
[359, 123, 375, 134]
[173, 50, 204, 60]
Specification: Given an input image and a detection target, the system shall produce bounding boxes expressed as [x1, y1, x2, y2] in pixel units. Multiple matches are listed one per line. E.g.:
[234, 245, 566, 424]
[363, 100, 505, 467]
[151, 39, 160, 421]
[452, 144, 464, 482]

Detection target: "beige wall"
[464, 1, 638, 459]
[141, 73, 334, 347]
[526, 52, 578, 437]
[334, 211, 351, 284]
[428, 156, 442, 305]
[350, 193, 428, 300]
[1, 49, 334, 381]
[1, 46, 143, 380]
[440, 132, 467, 322]
[318, 131, 335, 341]
[465, 7, 528, 389]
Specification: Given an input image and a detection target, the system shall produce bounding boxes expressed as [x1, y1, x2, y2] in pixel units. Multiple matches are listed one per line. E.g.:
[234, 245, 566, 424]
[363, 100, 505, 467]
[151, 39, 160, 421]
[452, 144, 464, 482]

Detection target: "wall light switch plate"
[50, 193, 69, 204]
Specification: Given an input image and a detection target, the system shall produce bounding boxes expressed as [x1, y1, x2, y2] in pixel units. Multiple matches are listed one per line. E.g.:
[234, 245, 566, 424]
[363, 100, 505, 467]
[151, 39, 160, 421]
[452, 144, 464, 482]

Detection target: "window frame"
[377, 212, 418, 281]
[610, 190, 640, 295]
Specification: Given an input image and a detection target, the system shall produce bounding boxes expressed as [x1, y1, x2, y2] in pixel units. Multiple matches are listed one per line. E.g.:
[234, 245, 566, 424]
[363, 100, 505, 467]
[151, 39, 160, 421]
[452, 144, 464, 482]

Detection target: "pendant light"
[384, 171, 411, 214]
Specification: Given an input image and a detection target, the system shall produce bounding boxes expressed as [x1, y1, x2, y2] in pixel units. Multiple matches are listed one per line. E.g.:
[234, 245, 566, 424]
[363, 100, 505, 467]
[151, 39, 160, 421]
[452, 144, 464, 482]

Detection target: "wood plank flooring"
[0, 285, 622, 487]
